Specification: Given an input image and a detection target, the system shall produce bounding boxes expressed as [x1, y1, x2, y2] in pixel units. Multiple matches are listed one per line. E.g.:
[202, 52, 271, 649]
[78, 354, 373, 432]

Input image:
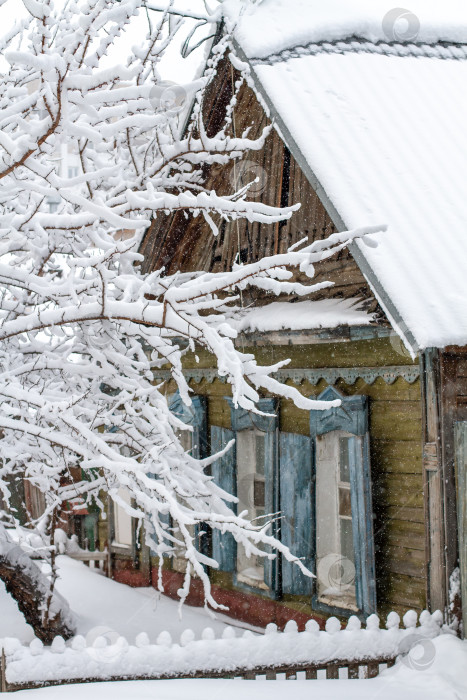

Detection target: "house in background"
[108, 3, 467, 631]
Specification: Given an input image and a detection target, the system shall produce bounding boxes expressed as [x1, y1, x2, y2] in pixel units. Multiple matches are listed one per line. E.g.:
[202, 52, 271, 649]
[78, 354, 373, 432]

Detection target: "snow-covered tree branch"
[0, 0, 384, 638]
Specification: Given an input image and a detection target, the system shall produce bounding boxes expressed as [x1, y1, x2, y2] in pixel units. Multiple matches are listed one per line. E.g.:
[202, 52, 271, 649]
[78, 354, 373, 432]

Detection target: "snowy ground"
[8, 634, 467, 699]
[0, 555, 261, 644]
[1, 556, 466, 698]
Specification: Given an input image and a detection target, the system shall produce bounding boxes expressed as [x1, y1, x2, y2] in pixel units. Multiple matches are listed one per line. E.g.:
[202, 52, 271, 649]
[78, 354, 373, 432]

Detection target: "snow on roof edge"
[223, 0, 467, 61]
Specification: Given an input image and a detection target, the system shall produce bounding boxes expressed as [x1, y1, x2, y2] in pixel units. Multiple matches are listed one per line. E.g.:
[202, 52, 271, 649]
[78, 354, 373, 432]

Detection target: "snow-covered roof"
[230, 298, 375, 334]
[225, 0, 467, 351]
[225, 0, 467, 59]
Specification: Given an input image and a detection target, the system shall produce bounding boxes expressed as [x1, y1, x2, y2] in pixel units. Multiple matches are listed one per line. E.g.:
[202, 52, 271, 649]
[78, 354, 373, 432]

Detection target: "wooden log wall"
[138, 55, 384, 318]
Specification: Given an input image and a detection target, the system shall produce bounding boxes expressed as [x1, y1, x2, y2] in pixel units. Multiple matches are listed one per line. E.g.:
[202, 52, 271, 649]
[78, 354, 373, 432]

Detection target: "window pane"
[176, 428, 193, 455]
[339, 487, 352, 518]
[254, 478, 265, 509]
[316, 430, 357, 610]
[255, 434, 265, 476]
[340, 517, 354, 565]
[339, 437, 350, 482]
[114, 488, 132, 547]
[236, 430, 267, 590]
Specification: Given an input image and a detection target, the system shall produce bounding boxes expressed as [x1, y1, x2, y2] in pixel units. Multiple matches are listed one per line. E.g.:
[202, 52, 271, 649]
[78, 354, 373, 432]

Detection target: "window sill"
[318, 594, 358, 612]
[237, 570, 269, 592]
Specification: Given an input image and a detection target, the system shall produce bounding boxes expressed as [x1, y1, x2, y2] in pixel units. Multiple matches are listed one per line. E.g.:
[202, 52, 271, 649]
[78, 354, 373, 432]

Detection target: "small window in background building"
[47, 200, 60, 213]
[25, 482, 46, 520]
[316, 430, 357, 610]
[236, 429, 267, 591]
[68, 166, 79, 178]
[113, 487, 133, 548]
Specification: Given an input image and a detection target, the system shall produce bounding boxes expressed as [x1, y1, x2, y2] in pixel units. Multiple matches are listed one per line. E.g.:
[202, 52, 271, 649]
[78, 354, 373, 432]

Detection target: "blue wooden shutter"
[168, 392, 207, 459]
[280, 432, 314, 595]
[211, 425, 237, 572]
[263, 427, 279, 593]
[348, 433, 376, 615]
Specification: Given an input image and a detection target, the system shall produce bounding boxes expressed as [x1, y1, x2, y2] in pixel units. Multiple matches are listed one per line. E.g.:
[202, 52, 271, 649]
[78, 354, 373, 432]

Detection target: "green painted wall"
[163, 335, 426, 618]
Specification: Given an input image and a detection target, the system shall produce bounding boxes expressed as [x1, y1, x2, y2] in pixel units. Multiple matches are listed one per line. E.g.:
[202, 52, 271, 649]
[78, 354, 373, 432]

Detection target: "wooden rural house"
[107, 4, 467, 631]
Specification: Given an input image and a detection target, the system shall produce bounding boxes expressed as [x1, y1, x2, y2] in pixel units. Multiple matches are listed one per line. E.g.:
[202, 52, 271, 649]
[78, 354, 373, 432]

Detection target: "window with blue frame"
[310, 386, 376, 617]
[210, 397, 279, 598]
[167, 392, 207, 572]
[279, 386, 376, 618]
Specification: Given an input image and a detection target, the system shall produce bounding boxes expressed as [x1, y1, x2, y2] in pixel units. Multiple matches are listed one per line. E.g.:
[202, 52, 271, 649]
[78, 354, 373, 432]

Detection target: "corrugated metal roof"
[225, 0, 467, 60]
[240, 43, 467, 349]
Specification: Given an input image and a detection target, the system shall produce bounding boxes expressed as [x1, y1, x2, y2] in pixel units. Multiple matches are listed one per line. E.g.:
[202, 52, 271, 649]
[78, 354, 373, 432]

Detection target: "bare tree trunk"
[0, 539, 75, 644]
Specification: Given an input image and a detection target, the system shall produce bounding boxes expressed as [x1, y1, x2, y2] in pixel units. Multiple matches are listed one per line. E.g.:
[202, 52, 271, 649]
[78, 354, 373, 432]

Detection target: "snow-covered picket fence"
[0, 609, 452, 689]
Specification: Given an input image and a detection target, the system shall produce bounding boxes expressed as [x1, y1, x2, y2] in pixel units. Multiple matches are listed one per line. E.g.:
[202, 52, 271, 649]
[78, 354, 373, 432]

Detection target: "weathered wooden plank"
[207, 398, 231, 429]
[377, 505, 425, 523]
[440, 353, 460, 593]
[375, 474, 424, 509]
[241, 338, 418, 370]
[182, 341, 418, 374]
[420, 349, 445, 612]
[370, 401, 422, 441]
[385, 573, 427, 609]
[280, 400, 423, 441]
[383, 519, 426, 550]
[1, 649, 7, 693]
[354, 378, 421, 402]
[326, 664, 339, 679]
[455, 377, 467, 397]
[455, 422, 467, 630]
[385, 545, 426, 578]
[279, 399, 310, 435]
[367, 662, 379, 679]
[370, 440, 422, 474]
